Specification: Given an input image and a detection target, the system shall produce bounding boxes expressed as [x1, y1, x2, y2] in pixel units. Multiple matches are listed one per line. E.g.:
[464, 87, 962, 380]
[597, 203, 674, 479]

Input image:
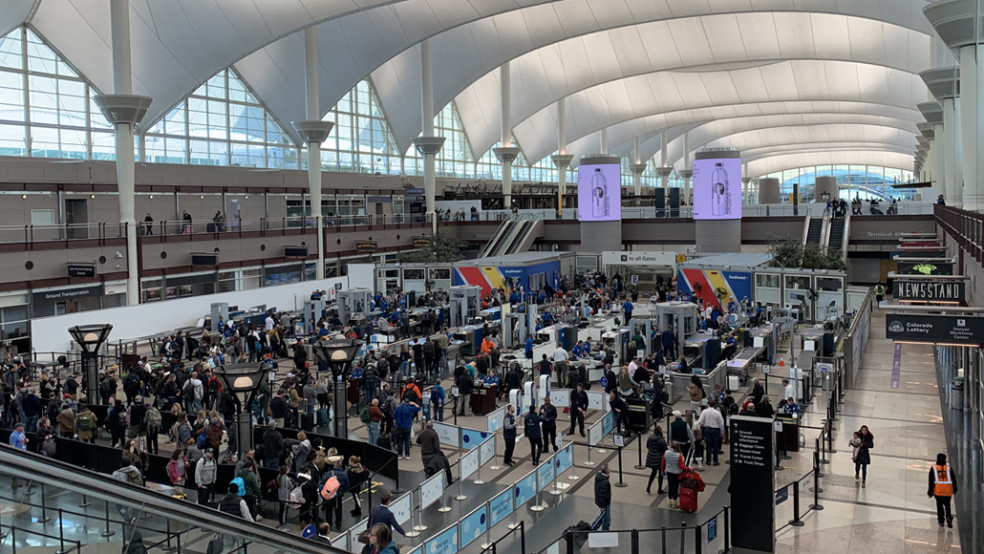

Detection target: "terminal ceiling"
[0, 0, 945, 175]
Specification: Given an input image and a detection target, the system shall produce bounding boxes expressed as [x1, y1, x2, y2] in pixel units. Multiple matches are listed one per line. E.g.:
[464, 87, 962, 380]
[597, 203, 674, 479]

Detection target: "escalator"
[504, 218, 544, 255]
[480, 219, 517, 258]
[826, 216, 847, 255]
[0, 445, 343, 553]
[803, 216, 824, 246]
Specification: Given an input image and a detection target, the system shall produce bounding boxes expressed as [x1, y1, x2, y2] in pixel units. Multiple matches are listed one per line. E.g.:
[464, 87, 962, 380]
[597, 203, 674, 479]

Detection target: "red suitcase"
[678, 485, 698, 513]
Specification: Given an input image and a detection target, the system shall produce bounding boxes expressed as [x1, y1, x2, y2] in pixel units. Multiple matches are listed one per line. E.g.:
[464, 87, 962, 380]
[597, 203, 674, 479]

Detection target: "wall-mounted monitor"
[577, 156, 622, 222]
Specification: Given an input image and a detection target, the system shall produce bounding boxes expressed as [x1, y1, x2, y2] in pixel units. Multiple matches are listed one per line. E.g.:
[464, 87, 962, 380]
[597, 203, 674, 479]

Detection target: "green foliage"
[768, 236, 847, 271]
[399, 233, 467, 263]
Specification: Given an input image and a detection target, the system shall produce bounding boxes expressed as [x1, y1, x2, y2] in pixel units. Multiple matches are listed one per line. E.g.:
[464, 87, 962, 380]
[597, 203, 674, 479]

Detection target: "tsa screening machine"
[448, 285, 482, 329]
[654, 301, 699, 358]
[337, 288, 371, 325]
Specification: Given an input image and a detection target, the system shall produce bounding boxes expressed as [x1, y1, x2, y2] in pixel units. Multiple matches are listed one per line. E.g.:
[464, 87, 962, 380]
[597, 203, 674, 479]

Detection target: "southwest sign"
[896, 262, 953, 275]
[892, 280, 965, 303]
[886, 314, 984, 344]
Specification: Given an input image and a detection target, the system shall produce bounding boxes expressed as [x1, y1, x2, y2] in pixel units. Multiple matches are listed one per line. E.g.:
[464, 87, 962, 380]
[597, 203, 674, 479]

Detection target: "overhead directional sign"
[892, 280, 965, 303]
[886, 314, 984, 344]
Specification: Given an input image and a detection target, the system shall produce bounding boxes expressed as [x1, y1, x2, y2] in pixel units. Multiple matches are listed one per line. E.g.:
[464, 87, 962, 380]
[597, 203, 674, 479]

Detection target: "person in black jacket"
[503, 404, 517, 466]
[524, 405, 543, 466]
[455, 371, 474, 416]
[608, 391, 631, 437]
[540, 396, 559, 453]
[262, 428, 284, 470]
[594, 464, 612, 530]
[568, 384, 589, 437]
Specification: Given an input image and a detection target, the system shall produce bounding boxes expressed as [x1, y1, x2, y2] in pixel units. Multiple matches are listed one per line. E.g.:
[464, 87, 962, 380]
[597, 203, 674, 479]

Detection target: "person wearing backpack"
[430, 383, 445, 422]
[143, 402, 162, 455]
[275, 464, 296, 531]
[319, 457, 350, 531]
[76, 403, 99, 444]
[123, 371, 141, 404]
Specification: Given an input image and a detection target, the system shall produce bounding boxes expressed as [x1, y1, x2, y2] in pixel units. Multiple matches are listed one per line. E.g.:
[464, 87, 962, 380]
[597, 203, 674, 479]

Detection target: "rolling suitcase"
[301, 413, 315, 431]
[678, 484, 698, 513]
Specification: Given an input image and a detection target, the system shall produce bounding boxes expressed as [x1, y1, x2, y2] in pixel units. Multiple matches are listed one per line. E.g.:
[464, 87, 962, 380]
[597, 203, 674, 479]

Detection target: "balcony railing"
[934, 204, 982, 264]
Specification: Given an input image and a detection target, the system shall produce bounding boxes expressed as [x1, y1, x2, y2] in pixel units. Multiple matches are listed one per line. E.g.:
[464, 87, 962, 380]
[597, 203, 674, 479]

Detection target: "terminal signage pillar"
[729, 415, 776, 553]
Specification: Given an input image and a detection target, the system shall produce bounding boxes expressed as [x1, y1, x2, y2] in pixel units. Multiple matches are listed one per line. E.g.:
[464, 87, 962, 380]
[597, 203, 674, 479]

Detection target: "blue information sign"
[425, 525, 458, 554]
[460, 505, 488, 548]
[707, 515, 717, 543]
[461, 429, 489, 450]
[489, 488, 514, 528]
[514, 471, 537, 507]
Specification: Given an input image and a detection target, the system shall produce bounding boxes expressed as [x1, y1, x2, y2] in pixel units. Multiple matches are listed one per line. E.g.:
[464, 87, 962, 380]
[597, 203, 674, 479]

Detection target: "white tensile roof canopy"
[0, 0, 946, 175]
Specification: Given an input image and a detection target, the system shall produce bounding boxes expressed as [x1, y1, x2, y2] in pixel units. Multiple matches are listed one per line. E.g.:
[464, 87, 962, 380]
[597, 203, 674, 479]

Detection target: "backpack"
[118, 410, 129, 429]
[78, 412, 96, 431]
[360, 405, 371, 424]
[182, 381, 195, 401]
[319, 475, 341, 501]
[207, 377, 219, 397]
[113, 466, 144, 486]
[100, 378, 116, 397]
[195, 430, 207, 450]
[123, 373, 141, 396]
[175, 422, 191, 444]
[145, 407, 162, 430]
[41, 437, 57, 457]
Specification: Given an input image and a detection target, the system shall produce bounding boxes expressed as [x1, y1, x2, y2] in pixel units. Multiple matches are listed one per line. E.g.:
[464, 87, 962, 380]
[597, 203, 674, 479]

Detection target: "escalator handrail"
[0, 444, 345, 554]
[504, 220, 533, 255]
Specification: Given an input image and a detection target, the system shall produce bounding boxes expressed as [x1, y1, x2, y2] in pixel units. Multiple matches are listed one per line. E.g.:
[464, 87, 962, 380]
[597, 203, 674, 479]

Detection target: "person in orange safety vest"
[927, 452, 958, 528]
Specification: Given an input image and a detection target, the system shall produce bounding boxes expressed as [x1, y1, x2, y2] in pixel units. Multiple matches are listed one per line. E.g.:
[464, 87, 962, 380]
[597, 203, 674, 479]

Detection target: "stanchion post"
[811, 467, 824, 511]
[530, 489, 545, 512]
[412, 490, 428, 533]
[39, 482, 51, 523]
[56, 509, 67, 554]
[724, 507, 731, 552]
[584, 443, 595, 467]
[101, 502, 115, 537]
[455, 476, 467, 501]
[78, 494, 91, 508]
[475, 462, 485, 486]
[634, 434, 646, 470]
[614, 446, 628, 487]
[438, 490, 452, 513]
[789, 481, 804, 526]
[774, 443, 784, 471]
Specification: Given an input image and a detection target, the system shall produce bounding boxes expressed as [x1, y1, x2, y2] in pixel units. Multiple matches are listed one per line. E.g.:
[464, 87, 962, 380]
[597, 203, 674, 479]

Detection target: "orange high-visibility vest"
[933, 464, 954, 497]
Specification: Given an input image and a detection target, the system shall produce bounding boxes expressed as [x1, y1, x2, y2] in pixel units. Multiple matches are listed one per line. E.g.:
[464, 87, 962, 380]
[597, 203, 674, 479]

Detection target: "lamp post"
[215, 363, 266, 459]
[68, 324, 113, 405]
[313, 338, 362, 439]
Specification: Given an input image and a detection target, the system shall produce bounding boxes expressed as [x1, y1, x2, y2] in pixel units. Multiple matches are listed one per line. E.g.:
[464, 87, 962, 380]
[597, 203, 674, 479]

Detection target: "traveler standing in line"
[524, 405, 543, 466]
[568, 383, 588, 437]
[928, 453, 958, 528]
[367, 522, 401, 554]
[688, 376, 704, 416]
[195, 448, 217, 505]
[855, 425, 874, 488]
[697, 400, 725, 466]
[503, 404, 517, 466]
[646, 425, 668, 494]
[669, 410, 694, 461]
[593, 464, 612, 530]
[661, 442, 690, 509]
[539, 396, 559, 453]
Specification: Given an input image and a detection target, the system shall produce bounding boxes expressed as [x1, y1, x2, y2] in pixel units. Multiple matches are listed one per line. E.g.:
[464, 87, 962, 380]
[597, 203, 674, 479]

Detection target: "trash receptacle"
[950, 378, 964, 410]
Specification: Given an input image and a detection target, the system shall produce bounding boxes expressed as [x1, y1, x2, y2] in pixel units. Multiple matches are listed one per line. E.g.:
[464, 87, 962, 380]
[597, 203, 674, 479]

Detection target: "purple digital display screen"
[577, 163, 622, 222]
[692, 157, 742, 220]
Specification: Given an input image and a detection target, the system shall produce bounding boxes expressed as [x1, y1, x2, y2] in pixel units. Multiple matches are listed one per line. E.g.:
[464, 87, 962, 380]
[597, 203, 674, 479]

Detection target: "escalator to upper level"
[826, 215, 849, 263]
[826, 216, 846, 252]
[480, 218, 545, 257]
[803, 215, 824, 246]
[480, 219, 517, 258]
[0, 444, 343, 554]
